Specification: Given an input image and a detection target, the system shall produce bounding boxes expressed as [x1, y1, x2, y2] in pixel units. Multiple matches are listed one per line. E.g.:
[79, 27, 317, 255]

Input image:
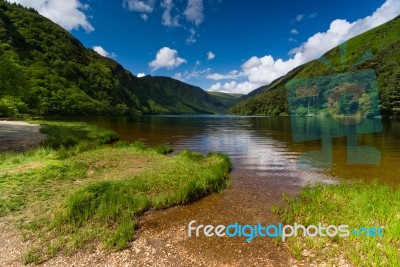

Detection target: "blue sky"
[8, 0, 400, 93]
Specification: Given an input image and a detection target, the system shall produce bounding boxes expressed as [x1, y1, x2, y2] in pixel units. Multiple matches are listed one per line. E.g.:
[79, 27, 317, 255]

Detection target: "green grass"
[276, 182, 400, 266]
[48, 148, 230, 252]
[0, 122, 231, 264]
[32, 121, 119, 148]
[23, 248, 44, 265]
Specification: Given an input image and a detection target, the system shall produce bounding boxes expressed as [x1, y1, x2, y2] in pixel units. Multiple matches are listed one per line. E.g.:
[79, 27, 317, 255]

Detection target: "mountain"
[232, 65, 305, 106]
[229, 16, 400, 117]
[235, 85, 268, 103]
[0, 1, 226, 117]
[207, 92, 243, 108]
[129, 76, 227, 114]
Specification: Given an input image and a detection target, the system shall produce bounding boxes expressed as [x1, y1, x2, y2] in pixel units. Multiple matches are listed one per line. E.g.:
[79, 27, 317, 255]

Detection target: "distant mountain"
[230, 16, 400, 117]
[136, 76, 227, 114]
[235, 85, 268, 103]
[207, 92, 243, 108]
[0, 1, 226, 117]
[232, 65, 305, 106]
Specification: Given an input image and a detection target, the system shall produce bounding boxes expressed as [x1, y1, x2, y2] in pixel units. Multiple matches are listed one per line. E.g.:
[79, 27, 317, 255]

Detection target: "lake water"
[43, 115, 400, 264]
[72, 115, 400, 186]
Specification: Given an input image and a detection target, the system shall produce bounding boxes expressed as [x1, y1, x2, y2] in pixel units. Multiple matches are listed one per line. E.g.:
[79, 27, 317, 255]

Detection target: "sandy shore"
[0, 121, 46, 152]
[0, 121, 39, 126]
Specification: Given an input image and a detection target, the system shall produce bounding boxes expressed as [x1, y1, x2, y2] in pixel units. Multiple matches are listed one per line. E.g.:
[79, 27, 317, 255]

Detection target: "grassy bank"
[31, 120, 120, 148]
[0, 122, 231, 264]
[277, 182, 400, 266]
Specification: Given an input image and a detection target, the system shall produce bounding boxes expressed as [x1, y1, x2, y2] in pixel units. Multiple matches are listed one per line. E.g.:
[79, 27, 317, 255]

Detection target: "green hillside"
[0, 1, 225, 117]
[234, 85, 268, 103]
[207, 92, 243, 108]
[230, 16, 400, 117]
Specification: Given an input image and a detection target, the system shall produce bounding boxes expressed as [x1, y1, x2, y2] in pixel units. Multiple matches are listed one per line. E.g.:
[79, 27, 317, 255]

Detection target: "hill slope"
[230, 16, 400, 117]
[0, 1, 225, 116]
[207, 92, 243, 108]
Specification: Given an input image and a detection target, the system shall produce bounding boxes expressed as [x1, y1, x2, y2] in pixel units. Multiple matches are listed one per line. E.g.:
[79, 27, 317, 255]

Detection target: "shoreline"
[0, 121, 39, 126]
[0, 121, 46, 152]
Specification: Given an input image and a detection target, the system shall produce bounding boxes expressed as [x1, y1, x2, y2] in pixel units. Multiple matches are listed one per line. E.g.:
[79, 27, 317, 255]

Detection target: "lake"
[40, 115, 400, 263]
[68, 115, 400, 186]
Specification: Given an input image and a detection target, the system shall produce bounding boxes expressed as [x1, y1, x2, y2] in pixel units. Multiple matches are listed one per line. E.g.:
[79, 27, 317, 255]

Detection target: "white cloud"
[7, 0, 93, 32]
[174, 68, 211, 81]
[173, 72, 184, 81]
[149, 47, 187, 71]
[295, 14, 304, 22]
[184, 0, 204, 26]
[207, 70, 243, 81]
[124, 0, 156, 23]
[141, 14, 149, 21]
[290, 28, 299, 34]
[209, 82, 221, 91]
[161, 0, 180, 27]
[288, 37, 297, 43]
[123, 0, 155, 13]
[210, 0, 400, 94]
[207, 51, 216, 60]
[186, 28, 198, 44]
[241, 53, 304, 86]
[124, 0, 207, 44]
[208, 81, 255, 94]
[93, 46, 116, 58]
[292, 13, 317, 23]
[137, 73, 146, 78]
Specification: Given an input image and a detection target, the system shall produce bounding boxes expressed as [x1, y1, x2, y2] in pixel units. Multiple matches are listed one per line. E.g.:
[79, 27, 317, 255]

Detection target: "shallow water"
[0, 122, 46, 152]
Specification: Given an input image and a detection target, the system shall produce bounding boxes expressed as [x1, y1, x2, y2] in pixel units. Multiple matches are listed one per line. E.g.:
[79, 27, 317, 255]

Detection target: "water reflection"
[56, 116, 400, 186]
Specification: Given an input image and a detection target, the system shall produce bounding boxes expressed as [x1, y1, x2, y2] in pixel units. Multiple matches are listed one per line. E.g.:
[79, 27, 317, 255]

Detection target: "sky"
[7, 0, 400, 94]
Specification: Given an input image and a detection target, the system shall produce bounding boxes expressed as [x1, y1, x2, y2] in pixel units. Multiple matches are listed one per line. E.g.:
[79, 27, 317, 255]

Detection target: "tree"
[0, 55, 27, 97]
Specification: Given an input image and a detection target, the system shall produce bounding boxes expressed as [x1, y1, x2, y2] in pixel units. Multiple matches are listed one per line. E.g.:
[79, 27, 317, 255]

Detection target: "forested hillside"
[230, 16, 400, 117]
[207, 92, 243, 108]
[0, 1, 226, 117]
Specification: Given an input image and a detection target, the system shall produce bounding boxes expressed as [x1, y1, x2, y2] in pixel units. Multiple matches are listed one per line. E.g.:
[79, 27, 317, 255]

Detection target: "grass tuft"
[50, 148, 231, 253]
[36, 121, 119, 149]
[276, 181, 400, 266]
[23, 248, 43, 265]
